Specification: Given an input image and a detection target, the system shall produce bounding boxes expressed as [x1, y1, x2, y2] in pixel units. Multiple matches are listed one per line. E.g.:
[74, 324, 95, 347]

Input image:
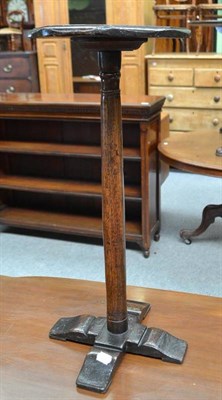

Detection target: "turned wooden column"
[99, 51, 127, 334]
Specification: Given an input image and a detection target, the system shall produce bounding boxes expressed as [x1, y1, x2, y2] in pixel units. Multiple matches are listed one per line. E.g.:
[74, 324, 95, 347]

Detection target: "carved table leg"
[49, 49, 188, 393]
[180, 204, 222, 244]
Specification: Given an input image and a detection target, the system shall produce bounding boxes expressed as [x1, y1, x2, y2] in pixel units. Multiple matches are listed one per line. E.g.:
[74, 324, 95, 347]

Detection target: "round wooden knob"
[169, 116, 174, 123]
[167, 94, 174, 102]
[214, 74, 221, 83]
[212, 118, 219, 126]
[214, 96, 220, 103]
[167, 73, 174, 82]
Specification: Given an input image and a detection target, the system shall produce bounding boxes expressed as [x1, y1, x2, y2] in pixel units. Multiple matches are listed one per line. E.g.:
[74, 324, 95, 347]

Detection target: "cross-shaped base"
[49, 300, 187, 393]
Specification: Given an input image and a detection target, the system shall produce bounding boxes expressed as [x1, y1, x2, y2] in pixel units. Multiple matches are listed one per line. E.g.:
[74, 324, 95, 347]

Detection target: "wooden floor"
[1, 275, 221, 400]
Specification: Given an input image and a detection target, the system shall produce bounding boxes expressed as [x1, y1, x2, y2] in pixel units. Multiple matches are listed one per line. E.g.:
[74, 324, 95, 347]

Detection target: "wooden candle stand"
[31, 25, 190, 394]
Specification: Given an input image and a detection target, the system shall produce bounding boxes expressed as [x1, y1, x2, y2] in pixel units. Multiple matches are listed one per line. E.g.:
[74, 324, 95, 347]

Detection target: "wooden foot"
[49, 300, 187, 393]
[180, 204, 222, 244]
[143, 249, 150, 258]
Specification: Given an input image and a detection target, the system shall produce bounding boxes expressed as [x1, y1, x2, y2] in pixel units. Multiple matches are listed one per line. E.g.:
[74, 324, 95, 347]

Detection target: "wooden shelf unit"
[0, 93, 165, 257]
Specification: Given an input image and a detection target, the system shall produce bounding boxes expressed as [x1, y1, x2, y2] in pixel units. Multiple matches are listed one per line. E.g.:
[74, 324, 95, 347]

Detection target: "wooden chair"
[0, 10, 24, 51]
[196, 0, 222, 52]
[152, 0, 197, 52]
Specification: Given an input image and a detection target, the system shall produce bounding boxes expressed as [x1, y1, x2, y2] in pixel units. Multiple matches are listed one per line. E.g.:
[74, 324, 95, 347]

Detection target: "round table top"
[30, 24, 190, 53]
[158, 130, 222, 177]
[30, 24, 190, 40]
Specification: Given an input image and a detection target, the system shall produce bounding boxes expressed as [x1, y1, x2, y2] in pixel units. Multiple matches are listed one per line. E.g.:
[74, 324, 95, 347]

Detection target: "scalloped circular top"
[30, 24, 190, 40]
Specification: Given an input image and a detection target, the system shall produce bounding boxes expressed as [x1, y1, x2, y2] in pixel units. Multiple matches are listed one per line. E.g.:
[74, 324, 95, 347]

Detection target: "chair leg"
[152, 38, 156, 55]
[185, 10, 194, 53]
[196, 10, 203, 53]
[172, 38, 177, 52]
[206, 11, 215, 52]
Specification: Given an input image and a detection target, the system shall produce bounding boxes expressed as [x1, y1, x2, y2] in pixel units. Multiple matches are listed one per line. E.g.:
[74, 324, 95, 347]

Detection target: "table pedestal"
[180, 129, 222, 244]
[31, 25, 190, 394]
[48, 48, 187, 394]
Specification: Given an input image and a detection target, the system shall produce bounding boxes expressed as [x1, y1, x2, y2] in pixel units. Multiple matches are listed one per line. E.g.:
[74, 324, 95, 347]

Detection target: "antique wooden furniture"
[191, 17, 222, 52]
[0, 25, 23, 51]
[0, 0, 35, 52]
[0, 10, 25, 52]
[1, 275, 222, 400]
[158, 129, 222, 243]
[152, 0, 197, 52]
[146, 53, 222, 134]
[0, 0, 35, 27]
[0, 93, 169, 257]
[196, 1, 222, 51]
[0, 51, 39, 92]
[30, 24, 190, 393]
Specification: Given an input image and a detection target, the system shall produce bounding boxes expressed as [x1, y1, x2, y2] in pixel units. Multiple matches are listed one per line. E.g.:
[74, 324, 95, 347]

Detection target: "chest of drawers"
[0, 51, 39, 93]
[146, 54, 222, 133]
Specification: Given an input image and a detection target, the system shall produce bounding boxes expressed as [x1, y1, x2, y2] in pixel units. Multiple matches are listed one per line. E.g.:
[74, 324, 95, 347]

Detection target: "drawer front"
[0, 79, 32, 93]
[149, 86, 222, 109]
[195, 69, 222, 88]
[0, 57, 30, 78]
[165, 108, 221, 132]
[149, 67, 193, 86]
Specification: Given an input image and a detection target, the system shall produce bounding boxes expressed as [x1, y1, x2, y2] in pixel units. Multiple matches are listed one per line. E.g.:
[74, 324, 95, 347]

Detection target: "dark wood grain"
[0, 175, 140, 198]
[0, 92, 165, 120]
[23, 23, 193, 393]
[1, 275, 221, 400]
[0, 141, 140, 159]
